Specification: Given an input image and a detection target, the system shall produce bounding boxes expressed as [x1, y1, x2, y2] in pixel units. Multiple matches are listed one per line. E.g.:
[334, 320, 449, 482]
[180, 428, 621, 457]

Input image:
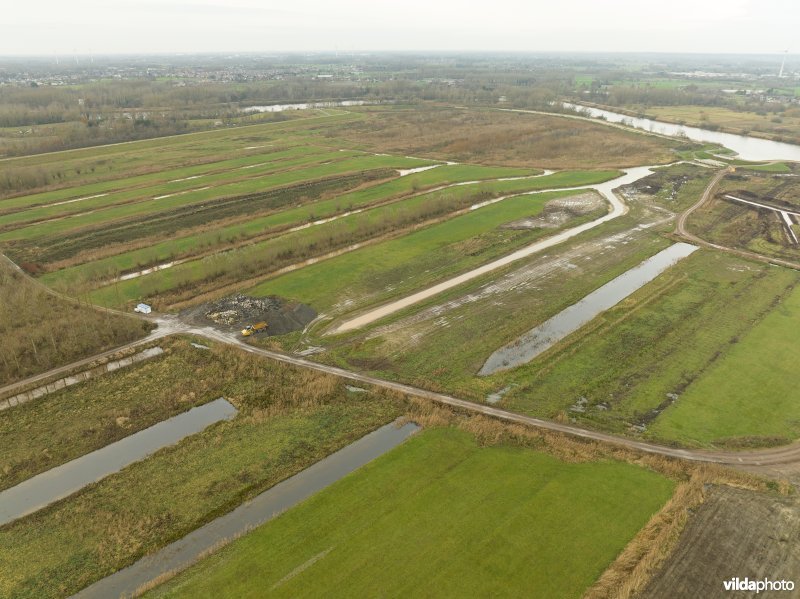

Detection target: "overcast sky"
[2, 0, 797, 56]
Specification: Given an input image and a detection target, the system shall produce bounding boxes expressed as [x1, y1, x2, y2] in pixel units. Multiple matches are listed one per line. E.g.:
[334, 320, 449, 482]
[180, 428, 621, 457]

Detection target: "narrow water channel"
[72, 420, 419, 599]
[478, 242, 699, 376]
[0, 398, 237, 526]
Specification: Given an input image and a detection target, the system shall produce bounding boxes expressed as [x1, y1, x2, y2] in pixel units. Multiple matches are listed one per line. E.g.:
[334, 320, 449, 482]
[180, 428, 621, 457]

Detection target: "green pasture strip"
[86, 172, 614, 306]
[0, 155, 434, 243]
[151, 428, 674, 599]
[247, 182, 611, 312]
[41, 164, 536, 283]
[0, 148, 363, 229]
[651, 276, 800, 446]
[0, 145, 335, 215]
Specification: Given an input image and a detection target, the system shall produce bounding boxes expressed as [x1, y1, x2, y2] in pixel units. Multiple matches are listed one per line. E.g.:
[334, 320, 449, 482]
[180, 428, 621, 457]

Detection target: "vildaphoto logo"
[723, 577, 795, 593]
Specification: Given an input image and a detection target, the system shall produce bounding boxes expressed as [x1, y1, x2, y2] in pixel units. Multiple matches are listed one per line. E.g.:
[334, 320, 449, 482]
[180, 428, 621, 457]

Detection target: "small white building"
[134, 303, 152, 314]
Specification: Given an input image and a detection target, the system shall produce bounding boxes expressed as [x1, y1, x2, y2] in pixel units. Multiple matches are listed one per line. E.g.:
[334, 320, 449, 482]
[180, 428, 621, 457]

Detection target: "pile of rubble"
[188, 293, 317, 336]
[205, 294, 281, 325]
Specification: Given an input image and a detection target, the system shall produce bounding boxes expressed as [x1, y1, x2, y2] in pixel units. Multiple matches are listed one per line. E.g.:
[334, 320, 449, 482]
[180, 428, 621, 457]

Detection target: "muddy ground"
[181, 294, 316, 336]
[644, 485, 800, 598]
[502, 191, 605, 230]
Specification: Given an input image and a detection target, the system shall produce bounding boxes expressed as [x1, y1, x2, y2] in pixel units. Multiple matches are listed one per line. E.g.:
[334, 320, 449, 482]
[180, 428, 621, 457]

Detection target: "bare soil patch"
[502, 191, 605, 229]
[644, 485, 800, 598]
[181, 294, 316, 336]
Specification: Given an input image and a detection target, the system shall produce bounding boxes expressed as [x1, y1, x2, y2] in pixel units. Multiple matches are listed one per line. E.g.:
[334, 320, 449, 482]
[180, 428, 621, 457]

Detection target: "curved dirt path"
[675, 168, 800, 271]
[213, 329, 800, 468]
[330, 165, 659, 334]
[6, 314, 800, 471]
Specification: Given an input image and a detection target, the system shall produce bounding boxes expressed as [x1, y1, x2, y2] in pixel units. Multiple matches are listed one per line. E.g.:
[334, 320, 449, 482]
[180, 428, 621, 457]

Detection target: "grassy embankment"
[0, 338, 403, 599]
[0, 259, 150, 385]
[0, 108, 359, 199]
[150, 427, 675, 599]
[37, 163, 538, 284]
[247, 171, 618, 314]
[84, 170, 618, 308]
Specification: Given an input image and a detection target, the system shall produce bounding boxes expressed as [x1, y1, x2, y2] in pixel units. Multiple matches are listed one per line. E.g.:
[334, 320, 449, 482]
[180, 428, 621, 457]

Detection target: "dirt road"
[5, 307, 800, 472]
[330, 165, 660, 334]
[5, 238, 800, 473]
[675, 168, 800, 271]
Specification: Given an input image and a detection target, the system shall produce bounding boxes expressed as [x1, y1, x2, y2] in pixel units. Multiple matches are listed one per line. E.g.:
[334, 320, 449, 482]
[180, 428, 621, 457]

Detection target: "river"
[242, 100, 373, 113]
[563, 102, 800, 162]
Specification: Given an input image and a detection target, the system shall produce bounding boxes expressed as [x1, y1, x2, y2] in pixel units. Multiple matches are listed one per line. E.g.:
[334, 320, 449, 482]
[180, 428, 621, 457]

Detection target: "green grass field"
[37, 163, 538, 284]
[651, 281, 800, 447]
[0, 338, 403, 599]
[151, 427, 675, 599]
[489, 251, 799, 442]
[0, 154, 431, 242]
[81, 171, 615, 308]
[248, 173, 617, 313]
[0, 109, 360, 199]
[0, 144, 336, 216]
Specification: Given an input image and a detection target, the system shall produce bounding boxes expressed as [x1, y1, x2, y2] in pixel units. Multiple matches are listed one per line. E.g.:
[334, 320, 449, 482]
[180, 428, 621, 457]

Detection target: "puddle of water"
[564, 102, 800, 162]
[478, 242, 698, 375]
[486, 385, 514, 404]
[0, 398, 236, 526]
[72, 420, 418, 599]
[47, 193, 108, 208]
[153, 186, 210, 200]
[168, 175, 203, 183]
[397, 165, 441, 177]
[117, 261, 179, 282]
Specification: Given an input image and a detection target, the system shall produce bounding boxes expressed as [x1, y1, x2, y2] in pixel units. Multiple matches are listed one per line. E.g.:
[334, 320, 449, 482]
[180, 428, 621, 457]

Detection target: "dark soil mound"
[184, 294, 317, 336]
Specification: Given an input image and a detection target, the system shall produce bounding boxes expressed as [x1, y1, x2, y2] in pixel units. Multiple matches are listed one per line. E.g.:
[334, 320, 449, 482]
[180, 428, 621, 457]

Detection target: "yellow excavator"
[241, 322, 268, 336]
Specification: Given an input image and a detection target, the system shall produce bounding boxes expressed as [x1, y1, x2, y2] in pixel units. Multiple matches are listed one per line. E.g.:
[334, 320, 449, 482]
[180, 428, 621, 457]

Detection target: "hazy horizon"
[3, 0, 796, 57]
